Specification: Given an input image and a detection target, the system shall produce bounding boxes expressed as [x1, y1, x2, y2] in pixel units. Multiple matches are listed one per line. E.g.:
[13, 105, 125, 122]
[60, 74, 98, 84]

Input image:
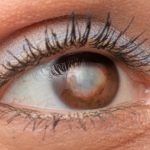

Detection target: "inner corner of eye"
[0, 50, 146, 112]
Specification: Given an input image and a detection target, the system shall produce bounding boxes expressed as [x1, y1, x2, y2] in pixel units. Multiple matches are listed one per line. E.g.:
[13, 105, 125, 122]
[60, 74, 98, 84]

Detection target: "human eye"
[0, 13, 147, 109]
[0, 10, 150, 150]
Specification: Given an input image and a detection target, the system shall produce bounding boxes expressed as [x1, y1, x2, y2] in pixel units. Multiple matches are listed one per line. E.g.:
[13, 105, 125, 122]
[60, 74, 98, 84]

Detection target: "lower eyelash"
[0, 100, 146, 140]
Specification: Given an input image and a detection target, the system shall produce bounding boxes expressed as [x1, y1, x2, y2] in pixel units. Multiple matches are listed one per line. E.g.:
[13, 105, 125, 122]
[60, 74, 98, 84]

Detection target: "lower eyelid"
[0, 101, 149, 138]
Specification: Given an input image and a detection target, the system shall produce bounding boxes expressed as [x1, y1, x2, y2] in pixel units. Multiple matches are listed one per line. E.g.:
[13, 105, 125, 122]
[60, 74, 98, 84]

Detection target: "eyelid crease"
[0, 13, 149, 89]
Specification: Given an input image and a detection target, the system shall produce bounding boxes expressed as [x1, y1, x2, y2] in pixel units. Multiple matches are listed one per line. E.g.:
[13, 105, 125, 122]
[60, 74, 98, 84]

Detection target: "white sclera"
[2, 63, 69, 110]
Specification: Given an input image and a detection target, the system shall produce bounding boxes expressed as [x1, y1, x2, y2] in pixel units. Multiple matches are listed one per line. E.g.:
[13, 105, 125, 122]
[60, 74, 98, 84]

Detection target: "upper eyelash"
[0, 12, 149, 88]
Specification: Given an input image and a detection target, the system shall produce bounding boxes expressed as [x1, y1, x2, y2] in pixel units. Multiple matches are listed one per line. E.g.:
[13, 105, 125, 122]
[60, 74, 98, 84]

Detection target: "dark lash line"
[49, 52, 114, 77]
[49, 14, 148, 76]
[0, 13, 149, 91]
[0, 13, 93, 87]
[1, 12, 149, 80]
[0, 15, 147, 85]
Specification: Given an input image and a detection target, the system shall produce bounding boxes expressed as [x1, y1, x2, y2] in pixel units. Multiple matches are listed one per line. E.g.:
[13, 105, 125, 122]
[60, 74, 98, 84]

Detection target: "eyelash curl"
[2, 12, 149, 83]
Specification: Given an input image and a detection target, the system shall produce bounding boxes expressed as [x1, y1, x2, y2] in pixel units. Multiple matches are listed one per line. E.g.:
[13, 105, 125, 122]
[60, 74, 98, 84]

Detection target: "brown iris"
[52, 52, 119, 110]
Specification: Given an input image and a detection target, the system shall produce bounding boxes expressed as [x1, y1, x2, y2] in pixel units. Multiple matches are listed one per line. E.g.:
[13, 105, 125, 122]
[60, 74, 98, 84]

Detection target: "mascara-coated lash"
[0, 13, 149, 88]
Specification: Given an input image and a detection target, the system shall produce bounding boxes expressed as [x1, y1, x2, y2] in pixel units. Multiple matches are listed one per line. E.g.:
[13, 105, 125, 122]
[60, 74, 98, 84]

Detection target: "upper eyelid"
[0, 13, 149, 88]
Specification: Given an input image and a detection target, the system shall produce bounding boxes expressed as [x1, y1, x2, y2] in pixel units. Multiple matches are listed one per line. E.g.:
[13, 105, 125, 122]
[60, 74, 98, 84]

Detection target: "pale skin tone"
[0, 0, 150, 150]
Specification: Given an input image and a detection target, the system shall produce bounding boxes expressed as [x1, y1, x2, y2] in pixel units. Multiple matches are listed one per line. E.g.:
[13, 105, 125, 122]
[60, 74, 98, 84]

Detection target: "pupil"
[67, 64, 107, 100]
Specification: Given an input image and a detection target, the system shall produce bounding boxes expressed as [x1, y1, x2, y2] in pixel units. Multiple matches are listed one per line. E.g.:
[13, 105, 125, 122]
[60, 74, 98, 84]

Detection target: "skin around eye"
[0, 0, 150, 150]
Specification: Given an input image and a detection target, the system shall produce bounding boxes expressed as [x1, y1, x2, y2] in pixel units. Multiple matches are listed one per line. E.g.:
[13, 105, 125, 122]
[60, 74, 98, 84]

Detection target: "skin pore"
[0, 0, 150, 150]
